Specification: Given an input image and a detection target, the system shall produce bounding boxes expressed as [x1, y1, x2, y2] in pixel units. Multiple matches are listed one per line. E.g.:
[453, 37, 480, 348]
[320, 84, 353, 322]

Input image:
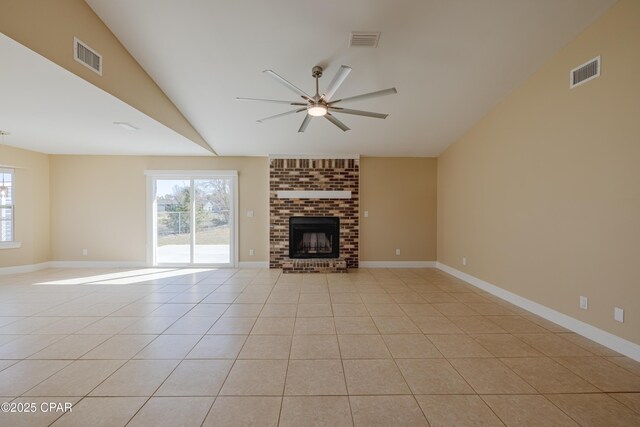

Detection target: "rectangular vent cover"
[570, 56, 600, 88]
[349, 32, 380, 48]
[74, 37, 102, 75]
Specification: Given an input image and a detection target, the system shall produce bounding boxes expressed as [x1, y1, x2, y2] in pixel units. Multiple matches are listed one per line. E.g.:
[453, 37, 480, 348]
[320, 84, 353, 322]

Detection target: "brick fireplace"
[269, 157, 359, 271]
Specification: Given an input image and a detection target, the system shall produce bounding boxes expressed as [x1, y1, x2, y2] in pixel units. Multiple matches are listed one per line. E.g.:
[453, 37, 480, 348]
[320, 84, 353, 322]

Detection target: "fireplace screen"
[289, 217, 339, 259]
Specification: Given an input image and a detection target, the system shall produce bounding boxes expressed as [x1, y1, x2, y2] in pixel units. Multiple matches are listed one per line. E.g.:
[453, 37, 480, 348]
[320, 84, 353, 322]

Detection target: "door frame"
[145, 170, 238, 268]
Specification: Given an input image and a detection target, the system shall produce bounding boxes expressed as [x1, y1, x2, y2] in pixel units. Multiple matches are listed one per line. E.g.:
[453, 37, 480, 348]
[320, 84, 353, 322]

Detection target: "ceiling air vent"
[349, 32, 381, 48]
[74, 37, 102, 75]
[570, 56, 600, 88]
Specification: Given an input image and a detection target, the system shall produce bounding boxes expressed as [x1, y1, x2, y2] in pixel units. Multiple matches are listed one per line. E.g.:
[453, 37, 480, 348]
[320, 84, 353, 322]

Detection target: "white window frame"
[0, 168, 21, 249]
[144, 170, 238, 267]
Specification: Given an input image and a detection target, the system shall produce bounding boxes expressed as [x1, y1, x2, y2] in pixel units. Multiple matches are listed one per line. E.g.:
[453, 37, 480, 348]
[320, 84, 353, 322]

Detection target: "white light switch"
[246, 210, 254, 218]
[249, 249, 255, 256]
[364, 211, 369, 218]
[395, 249, 401, 256]
[614, 307, 624, 323]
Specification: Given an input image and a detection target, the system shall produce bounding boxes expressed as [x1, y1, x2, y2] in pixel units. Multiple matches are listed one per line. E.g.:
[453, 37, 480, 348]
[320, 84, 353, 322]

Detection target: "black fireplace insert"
[289, 216, 339, 259]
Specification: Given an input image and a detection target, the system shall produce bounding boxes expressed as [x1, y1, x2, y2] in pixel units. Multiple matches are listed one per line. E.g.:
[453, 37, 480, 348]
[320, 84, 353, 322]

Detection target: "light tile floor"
[0, 267, 639, 426]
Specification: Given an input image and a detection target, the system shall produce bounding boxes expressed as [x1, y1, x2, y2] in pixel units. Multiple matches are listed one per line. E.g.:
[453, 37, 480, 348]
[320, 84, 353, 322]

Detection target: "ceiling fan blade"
[322, 65, 352, 101]
[329, 87, 397, 105]
[236, 97, 307, 106]
[257, 108, 306, 123]
[263, 70, 313, 100]
[298, 114, 312, 133]
[328, 107, 388, 119]
[325, 113, 350, 132]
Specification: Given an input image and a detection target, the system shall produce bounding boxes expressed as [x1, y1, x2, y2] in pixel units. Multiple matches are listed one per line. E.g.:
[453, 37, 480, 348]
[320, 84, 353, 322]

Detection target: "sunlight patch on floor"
[33, 268, 220, 286]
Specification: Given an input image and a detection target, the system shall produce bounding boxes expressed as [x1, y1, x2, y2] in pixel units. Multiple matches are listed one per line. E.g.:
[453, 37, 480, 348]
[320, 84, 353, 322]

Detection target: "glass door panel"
[156, 179, 191, 264]
[194, 178, 232, 264]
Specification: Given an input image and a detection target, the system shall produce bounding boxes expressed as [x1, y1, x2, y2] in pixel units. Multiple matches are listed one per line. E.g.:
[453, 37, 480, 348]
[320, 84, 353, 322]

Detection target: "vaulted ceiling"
[1, 0, 616, 157]
[85, 0, 615, 156]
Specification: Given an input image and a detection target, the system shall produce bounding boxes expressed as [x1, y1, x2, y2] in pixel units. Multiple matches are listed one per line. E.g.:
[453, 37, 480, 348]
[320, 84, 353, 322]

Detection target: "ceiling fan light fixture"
[241, 65, 396, 132]
[307, 104, 327, 117]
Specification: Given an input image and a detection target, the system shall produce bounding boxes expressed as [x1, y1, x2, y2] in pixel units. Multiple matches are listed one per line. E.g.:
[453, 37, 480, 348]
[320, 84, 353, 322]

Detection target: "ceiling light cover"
[113, 122, 139, 131]
[307, 105, 327, 117]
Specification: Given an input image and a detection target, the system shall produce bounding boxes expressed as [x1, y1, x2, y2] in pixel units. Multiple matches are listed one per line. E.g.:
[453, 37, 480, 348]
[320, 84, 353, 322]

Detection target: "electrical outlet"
[249, 249, 255, 256]
[614, 307, 624, 323]
[82, 248, 88, 256]
[579, 296, 588, 310]
[364, 211, 369, 218]
[246, 210, 254, 218]
[462, 257, 467, 266]
[395, 249, 401, 256]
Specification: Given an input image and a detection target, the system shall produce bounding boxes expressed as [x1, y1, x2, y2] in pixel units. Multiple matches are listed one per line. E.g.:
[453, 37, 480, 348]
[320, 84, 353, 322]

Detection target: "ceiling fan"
[237, 65, 397, 132]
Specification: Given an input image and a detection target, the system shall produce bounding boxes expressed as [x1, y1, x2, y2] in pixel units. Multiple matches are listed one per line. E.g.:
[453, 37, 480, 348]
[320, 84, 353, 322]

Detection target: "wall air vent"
[349, 32, 381, 48]
[74, 37, 102, 75]
[570, 56, 600, 88]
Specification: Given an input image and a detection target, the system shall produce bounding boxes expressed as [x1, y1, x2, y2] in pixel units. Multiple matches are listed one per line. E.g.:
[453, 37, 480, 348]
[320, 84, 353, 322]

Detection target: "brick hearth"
[281, 258, 348, 273]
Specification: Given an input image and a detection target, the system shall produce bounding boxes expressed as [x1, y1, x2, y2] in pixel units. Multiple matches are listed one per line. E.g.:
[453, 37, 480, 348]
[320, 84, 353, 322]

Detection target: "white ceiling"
[1, 1, 616, 157]
[85, 0, 616, 157]
[0, 33, 211, 156]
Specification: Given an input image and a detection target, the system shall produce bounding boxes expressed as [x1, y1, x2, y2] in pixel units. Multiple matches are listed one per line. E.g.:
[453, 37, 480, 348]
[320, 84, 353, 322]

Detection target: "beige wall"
[361, 157, 437, 262]
[0, 145, 50, 267]
[50, 156, 268, 263]
[0, 0, 210, 152]
[48, 155, 437, 265]
[437, 0, 640, 343]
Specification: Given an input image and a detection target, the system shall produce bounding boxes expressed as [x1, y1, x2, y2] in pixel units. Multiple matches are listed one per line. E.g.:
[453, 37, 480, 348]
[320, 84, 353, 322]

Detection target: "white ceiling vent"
[74, 37, 102, 75]
[349, 32, 381, 48]
[570, 56, 600, 88]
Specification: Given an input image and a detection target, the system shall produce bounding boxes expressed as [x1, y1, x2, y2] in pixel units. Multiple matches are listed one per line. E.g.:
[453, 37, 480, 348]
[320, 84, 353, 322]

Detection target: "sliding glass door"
[149, 171, 237, 267]
[194, 178, 232, 264]
[155, 179, 192, 264]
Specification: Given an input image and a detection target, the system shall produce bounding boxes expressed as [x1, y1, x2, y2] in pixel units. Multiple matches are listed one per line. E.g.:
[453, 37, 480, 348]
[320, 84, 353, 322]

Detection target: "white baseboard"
[48, 261, 148, 269]
[0, 262, 51, 276]
[359, 261, 437, 268]
[436, 262, 640, 362]
[238, 261, 269, 269]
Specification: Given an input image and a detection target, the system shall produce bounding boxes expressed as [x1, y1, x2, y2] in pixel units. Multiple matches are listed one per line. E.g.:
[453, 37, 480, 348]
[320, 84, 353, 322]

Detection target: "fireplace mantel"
[276, 190, 352, 199]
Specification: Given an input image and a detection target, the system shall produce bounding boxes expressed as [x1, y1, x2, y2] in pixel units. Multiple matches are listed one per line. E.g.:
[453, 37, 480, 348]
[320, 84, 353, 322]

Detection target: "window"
[0, 168, 14, 243]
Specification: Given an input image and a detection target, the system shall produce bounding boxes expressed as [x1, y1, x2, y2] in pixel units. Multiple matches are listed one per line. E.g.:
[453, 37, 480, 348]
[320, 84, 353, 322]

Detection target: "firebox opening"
[289, 216, 340, 259]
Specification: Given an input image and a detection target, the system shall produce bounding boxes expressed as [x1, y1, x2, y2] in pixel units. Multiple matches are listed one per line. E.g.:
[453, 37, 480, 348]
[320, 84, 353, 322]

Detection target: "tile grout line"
[384, 268, 443, 425]
[37, 269, 230, 425]
[0, 267, 638, 425]
[329, 279, 358, 427]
